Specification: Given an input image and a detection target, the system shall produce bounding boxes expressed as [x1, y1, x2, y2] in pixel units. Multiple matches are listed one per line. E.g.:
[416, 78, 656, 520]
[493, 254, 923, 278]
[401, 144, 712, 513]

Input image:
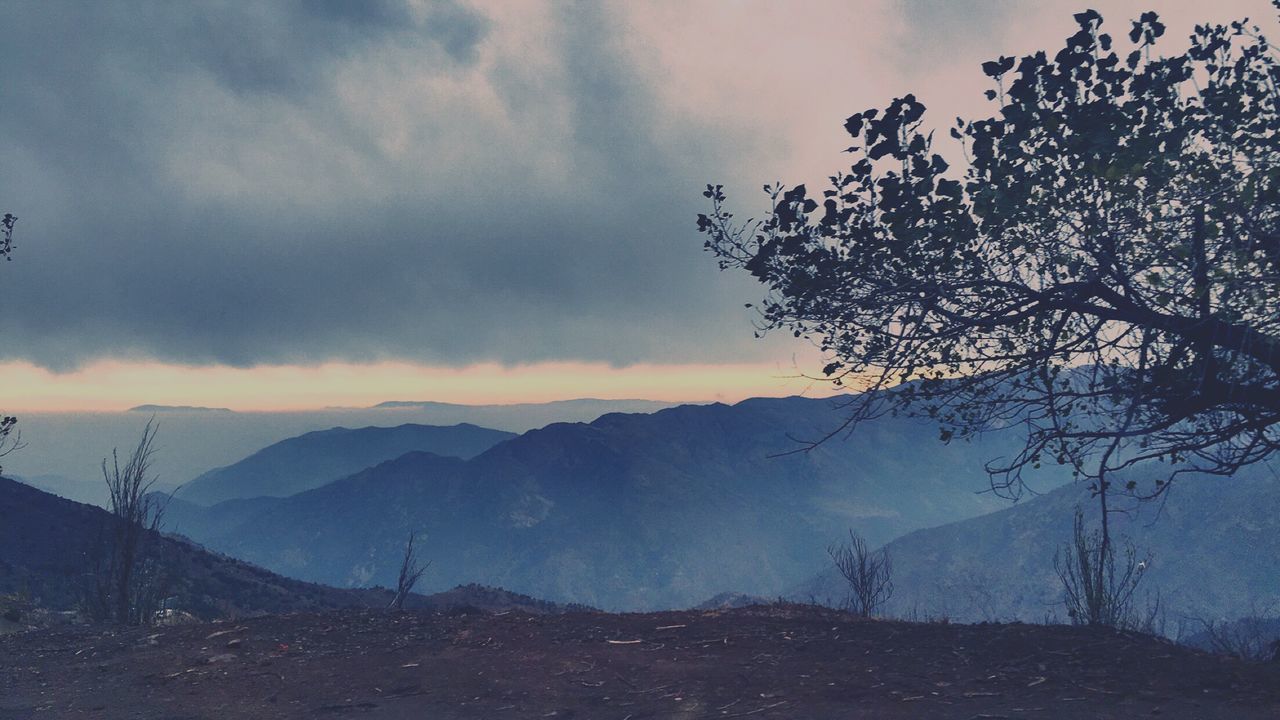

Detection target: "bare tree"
[0, 214, 20, 473]
[0, 411, 20, 474]
[1055, 507, 1151, 628]
[87, 420, 168, 625]
[1191, 611, 1280, 662]
[390, 531, 429, 611]
[827, 530, 893, 618]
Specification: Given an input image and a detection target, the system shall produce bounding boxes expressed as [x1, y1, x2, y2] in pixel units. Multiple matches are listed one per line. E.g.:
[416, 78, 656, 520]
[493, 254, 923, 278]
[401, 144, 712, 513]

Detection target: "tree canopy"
[698, 7, 1280, 499]
[0, 213, 15, 262]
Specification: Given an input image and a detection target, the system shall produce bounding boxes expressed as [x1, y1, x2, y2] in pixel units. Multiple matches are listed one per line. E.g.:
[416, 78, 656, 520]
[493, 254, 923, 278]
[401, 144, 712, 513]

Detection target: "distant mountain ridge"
[171, 396, 1074, 610]
[791, 462, 1280, 624]
[8, 399, 686, 488]
[129, 404, 234, 413]
[370, 398, 681, 413]
[177, 422, 516, 506]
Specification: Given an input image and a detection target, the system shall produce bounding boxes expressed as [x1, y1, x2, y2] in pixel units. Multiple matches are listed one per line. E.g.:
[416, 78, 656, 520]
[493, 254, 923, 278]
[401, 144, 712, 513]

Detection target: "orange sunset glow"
[5, 356, 838, 413]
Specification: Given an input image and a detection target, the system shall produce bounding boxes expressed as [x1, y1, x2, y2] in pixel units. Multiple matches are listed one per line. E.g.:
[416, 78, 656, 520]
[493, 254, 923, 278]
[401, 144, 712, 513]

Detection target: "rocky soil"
[3, 605, 1278, 719]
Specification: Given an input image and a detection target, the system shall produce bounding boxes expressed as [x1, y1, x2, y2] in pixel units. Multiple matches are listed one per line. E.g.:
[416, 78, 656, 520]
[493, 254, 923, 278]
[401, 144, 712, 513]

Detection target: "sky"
[1, 0, 1274, 411]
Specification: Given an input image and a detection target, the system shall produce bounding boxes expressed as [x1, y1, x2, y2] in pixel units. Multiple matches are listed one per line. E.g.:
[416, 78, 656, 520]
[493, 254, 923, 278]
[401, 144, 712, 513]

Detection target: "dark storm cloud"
[0, 0, 772, 370]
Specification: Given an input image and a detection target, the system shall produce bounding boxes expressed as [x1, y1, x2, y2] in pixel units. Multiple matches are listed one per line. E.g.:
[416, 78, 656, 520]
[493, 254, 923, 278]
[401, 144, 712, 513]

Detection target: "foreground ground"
[3, 605, 1278, 719]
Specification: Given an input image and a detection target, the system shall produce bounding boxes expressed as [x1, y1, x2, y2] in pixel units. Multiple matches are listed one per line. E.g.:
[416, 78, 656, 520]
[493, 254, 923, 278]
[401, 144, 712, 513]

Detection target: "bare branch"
[827, 530, 893, 618]
[390, 531, 430, 611]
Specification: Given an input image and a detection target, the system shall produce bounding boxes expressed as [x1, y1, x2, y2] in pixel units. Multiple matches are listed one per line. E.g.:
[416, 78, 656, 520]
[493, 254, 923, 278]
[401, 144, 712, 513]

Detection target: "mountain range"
[163, 396, 1073, 610]
[176, 422, 516, 505]
[5, 398, 682, 502]
[9, 391, 1279, 635]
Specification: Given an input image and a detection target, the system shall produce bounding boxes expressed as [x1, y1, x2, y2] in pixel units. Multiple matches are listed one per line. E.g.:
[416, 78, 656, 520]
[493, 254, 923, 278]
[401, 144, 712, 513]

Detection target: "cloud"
[0, 0, 778, 371]
[0, 0, 1271, 372]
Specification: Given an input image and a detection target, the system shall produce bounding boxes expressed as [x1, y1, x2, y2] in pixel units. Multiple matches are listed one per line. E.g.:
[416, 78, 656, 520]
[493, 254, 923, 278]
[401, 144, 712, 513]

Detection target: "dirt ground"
[3, 605, 1278, 719]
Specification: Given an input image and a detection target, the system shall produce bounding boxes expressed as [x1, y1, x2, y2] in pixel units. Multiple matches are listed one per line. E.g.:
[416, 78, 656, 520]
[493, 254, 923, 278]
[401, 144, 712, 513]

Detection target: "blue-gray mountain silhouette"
[176, 422, 515, 505]
[170, 396, 1072, 610]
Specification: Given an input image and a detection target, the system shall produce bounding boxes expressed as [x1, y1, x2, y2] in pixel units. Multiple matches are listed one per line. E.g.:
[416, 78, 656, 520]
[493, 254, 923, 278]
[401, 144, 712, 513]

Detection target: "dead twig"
[719, 700, 788, 718]
[627, 683, 673, 695]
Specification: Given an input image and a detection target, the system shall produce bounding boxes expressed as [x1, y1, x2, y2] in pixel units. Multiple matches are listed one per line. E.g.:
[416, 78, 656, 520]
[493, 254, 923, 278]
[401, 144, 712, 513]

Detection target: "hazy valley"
[155, 396, 1067, 610]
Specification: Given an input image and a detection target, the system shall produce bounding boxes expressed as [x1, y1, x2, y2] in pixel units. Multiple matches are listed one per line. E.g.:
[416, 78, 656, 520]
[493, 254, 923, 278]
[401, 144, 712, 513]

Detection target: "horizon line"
[1, 357, 839, 413]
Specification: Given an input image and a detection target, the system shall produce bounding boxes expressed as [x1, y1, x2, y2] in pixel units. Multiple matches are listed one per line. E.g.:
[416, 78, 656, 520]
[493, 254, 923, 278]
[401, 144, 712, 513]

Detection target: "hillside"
[3, 605, 1278, 719]
[177, 423, 515, 505]
[0, 477, 576, 621]
[163, 495, 285, 545]
[0, 475, 378, 618]
[170, 396, 1073, 610]
[794, 463, 1280, 625]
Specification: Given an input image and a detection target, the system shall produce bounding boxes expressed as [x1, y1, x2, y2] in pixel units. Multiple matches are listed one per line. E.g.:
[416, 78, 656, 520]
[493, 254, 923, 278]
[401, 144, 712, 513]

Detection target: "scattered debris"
[2, 605, 1277, 718]
[205, 627, 247, 640]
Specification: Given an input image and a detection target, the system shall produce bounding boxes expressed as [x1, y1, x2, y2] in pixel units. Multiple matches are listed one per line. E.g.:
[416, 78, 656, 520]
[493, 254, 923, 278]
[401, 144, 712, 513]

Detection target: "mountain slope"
[177, 422, 515, 505]
[0, 477, 582, 621]
[175, 396, 1073, 610]
[0, 475, 383, 618]
[794, 463, 1280, 624]
[163, 494, 284, 544]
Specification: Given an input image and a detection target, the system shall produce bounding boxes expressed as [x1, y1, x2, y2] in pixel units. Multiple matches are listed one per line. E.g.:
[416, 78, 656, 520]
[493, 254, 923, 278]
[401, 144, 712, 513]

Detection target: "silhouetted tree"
[827, 530, 893, 617]
[698, 8, 1280, 503]
[390, 531, 429, 611]
[1, 213, 15, 261]
[86, 420, 168, 625]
